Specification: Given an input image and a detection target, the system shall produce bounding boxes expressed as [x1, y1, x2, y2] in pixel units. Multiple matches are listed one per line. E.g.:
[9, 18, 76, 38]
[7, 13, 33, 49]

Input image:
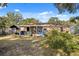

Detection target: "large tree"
[0, 12, 23, 35]
[0, 3, 7, 7]
[48, 17, 59, 23]
[54, 3, 78, 14]
[18, 18, 39, 25]
[6, 12, 23, 26]
[69, 17, 76, 23]
[0, 16, 8, 35]
[69, 16, 79, 24]
[15, 12, 23, 23]
[48, 17, 64, 25]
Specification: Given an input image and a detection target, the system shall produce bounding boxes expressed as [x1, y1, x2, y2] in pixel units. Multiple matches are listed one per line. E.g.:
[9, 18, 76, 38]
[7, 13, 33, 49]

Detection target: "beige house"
[18, 23, 70, 36]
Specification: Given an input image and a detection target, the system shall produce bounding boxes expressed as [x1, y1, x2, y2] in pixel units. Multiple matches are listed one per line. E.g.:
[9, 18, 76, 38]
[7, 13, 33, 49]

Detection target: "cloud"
[0, 6, 6, 9]
[56, 14, 67, 17]
[0, 7, 3, 9]
[22, 11, 69, 22]
[22, 11, 54, 22]
[14, 9, 20, 12]
[38, 11, 55, 22]
[39, 11, 53, 16]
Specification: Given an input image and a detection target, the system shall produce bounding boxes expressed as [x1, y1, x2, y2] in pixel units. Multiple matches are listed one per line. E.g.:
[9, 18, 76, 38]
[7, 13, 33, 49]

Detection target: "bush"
[40, 30, 79, 56]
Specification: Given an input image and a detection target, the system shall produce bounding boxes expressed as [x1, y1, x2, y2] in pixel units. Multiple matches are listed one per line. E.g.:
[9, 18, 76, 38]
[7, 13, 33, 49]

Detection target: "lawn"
[0, 35, 79, 56]
[0, 35, 43, 56]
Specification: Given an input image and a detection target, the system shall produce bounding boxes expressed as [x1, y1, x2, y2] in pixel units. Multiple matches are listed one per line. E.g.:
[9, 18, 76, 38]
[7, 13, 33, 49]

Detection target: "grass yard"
[0, 40, 43, 56]
[0, 35, 79, 56]
[0, 35, 43, 56]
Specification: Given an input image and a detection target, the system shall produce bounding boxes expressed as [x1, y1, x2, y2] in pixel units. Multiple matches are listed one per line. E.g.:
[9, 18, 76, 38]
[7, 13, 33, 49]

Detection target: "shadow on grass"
[0, 40, 32, 56]
[0, 40, 43, 56]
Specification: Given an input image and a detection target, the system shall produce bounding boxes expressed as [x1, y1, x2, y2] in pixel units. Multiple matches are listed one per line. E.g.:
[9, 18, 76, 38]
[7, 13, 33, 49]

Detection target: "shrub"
[40, 30, 79, 56]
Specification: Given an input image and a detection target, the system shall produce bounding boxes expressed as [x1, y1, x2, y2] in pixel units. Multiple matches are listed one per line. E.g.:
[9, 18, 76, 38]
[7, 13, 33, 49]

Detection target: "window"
[27, 27, 29, 31]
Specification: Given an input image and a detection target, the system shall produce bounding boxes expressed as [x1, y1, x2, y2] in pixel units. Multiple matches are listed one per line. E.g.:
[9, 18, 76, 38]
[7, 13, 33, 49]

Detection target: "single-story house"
[0, 23, 71, 36]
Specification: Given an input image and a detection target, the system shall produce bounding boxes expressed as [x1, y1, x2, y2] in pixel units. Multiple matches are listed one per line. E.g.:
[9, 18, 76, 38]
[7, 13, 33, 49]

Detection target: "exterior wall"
[0, 28, 13, 35]
[18, 26, 70, 35]
[9, 24, 70, 36]
[43, 26, 70, 33]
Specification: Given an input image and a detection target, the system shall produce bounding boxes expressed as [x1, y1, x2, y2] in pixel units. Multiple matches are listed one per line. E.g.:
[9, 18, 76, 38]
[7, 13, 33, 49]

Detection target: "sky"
[0, 3, 79, 22]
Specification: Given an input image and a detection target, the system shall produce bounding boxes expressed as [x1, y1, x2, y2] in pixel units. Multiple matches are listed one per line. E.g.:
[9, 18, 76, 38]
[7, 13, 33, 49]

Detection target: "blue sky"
[0, 3, 79, 22]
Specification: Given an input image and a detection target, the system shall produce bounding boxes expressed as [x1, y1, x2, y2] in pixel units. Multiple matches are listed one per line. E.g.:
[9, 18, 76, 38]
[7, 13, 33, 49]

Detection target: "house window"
[27, 27, 29, 31]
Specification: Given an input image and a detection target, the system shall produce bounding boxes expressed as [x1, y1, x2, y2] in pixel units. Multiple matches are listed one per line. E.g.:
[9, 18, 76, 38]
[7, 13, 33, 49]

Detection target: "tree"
[7, 12, 16, 26]
[0, 12, 23, 35]
[75, 16, 79, 21]
[18, 18, 39, 25]
[0, 16, 8, 35]
[15, 12, 23, 24]
[48, 17, 63, 25]
[54, 3, 77, 14]
[40, 30, 79, 56]
[69, 17, 76, 23]
[0, 3, 7, 7]
[48, 17, 58, 23]
[6, 12, 23, 26]
[69, 16, 79, 24]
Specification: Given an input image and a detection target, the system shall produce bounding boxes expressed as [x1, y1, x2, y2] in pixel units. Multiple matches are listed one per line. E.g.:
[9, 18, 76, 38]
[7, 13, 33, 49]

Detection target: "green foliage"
[54, 3, 77, 14]
[18, 18, 39, 25]
[0, 3, 7, 7]
[40, 30, 79, 55]
[7, 12, 23, 26]
[0, 12, 23, 35]
[48, 17, 69, 26]
[0, 17, 8, 28]
[48, 17, 59, 24]
[0, 17, 8, 35]
[48, 17, 64, 25]
[69, 17, 76, 23]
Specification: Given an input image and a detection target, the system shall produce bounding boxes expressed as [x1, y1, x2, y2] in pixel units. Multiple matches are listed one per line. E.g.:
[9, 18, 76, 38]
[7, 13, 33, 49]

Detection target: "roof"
[10, 25, 19, 29]
[19, 23, 70, 28]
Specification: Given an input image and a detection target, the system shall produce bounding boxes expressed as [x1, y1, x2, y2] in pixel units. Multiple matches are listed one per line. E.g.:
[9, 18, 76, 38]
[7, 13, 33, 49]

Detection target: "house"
[8, 23, 71, 36]
[18, 23, 70, 36]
